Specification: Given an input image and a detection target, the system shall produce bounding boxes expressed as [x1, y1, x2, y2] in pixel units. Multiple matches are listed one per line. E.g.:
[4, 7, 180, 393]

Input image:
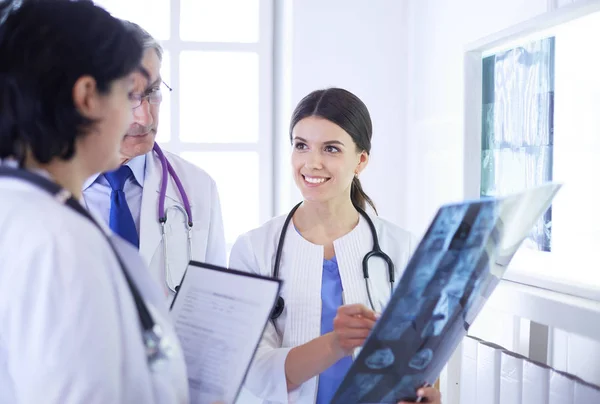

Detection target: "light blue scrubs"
[316, 256, 353, 404]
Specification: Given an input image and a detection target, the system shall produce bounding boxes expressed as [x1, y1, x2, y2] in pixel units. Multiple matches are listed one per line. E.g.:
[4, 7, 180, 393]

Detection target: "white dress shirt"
[83, 154, 145, 234]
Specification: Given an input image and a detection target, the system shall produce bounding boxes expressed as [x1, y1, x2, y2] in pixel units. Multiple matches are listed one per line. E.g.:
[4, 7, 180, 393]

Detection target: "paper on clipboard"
[169, 261, 281, 404]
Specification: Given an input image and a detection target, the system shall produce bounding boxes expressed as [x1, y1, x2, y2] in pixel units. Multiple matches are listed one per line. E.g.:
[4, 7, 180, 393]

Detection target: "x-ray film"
[332, 183, 562, 404]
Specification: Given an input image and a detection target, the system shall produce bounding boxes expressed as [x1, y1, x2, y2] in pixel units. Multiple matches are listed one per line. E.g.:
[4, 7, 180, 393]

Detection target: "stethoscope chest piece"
[271, 296, 285, 320]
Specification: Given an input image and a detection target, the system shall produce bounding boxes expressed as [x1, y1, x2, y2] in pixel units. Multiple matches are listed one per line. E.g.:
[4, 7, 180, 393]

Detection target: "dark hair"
[0, 0, 144, 164]
[289, 87, 377, 214]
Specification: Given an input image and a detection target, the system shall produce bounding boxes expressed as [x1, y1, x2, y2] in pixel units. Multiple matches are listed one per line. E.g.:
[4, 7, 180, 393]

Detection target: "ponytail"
[350, 176, 377, 215]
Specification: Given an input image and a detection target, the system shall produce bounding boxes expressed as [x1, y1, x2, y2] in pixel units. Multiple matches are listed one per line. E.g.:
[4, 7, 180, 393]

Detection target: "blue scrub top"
[316, 256, 353, 404]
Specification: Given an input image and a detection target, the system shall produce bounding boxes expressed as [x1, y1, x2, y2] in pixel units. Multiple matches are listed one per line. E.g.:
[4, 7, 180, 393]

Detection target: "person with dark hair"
[0, 1, 188, 402]
[229, 88, 441, 403]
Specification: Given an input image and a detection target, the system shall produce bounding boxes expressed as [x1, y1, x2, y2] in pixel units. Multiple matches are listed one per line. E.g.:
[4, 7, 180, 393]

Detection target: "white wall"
[404, 0, 548, 235]
[274, 0, 411, 226]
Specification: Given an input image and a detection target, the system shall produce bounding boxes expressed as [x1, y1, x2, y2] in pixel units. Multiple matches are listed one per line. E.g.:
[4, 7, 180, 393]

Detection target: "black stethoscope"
[0, 166, 170, 369]
[270, 201, 396, 321]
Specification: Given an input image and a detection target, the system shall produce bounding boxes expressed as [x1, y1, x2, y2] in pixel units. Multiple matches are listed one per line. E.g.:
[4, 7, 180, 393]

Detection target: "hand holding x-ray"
[331, 304, 379, 358]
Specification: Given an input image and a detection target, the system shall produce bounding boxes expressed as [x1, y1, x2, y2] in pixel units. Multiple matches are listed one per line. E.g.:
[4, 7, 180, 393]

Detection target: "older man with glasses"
[83, 21, 227, 301]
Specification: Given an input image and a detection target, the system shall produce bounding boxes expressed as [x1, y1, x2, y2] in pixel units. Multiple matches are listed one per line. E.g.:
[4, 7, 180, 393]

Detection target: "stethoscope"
[270, 201, 396, 321]
[153, 143, 193, 293]
[0, 166, 171, 370]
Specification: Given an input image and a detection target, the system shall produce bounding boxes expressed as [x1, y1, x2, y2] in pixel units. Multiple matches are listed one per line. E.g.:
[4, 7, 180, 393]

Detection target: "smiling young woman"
[229, 88, 442, 404]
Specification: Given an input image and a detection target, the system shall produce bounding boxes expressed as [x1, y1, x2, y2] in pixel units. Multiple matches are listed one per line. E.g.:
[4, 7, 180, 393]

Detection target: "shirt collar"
[83, 153, 147, 190]
[127, 154, 146, 186]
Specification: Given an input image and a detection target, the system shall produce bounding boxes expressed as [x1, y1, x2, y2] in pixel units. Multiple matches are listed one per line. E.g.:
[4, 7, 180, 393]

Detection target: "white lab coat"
[229, 212, 417, 404]
[134, 149, 226, 298]
[0, 175, 189, 404]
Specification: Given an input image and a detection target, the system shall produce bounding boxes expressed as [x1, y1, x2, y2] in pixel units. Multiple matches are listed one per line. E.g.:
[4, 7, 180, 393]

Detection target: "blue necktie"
[104, 166, 139, 248]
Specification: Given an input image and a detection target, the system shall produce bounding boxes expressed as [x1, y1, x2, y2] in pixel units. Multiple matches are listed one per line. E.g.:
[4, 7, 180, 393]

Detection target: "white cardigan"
[229, 212, 417, 404]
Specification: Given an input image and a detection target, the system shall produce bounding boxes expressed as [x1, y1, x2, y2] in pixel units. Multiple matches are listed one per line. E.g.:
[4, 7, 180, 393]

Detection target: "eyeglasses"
[130, 81, 173, 109]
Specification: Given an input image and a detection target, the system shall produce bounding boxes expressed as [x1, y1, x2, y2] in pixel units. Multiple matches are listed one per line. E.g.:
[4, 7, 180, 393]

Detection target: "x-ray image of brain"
[424, 250, 460, 295]
[465, 213, 497, 250]
[465, 231, 486, 249]
[332, 373, 384, 404]
[430, 205, 469, 235]
[423, 235, 448, 252]
[464, 266, 495, 323]
[378, 298, 420, 341]
[444, 248, 480, 297]
[408, 253, 442, 294]
[365, 347, 395, 370]
[381, 375, 423, 403]
[464, 274, 486, 312]
[472, 202, 498, 231]
[378, 317, 412, 341]
[353, 373, 384, 401]
[421, 294, 460, 339]
[409, 348, 434, 370]
[448, 220, 472, 251]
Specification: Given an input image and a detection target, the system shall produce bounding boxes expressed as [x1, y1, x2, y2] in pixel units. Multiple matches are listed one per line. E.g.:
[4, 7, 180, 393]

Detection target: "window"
[465, 10, 600, 300]
[481, 36, 555, 252]
[94, 0, 274, 251]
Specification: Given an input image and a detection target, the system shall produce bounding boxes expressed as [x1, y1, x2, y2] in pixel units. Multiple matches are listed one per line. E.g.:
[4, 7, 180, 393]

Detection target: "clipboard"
[170, 260, 282, 404]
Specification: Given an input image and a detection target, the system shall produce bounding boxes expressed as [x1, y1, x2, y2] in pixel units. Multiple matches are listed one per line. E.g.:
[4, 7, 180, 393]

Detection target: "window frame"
[463, 0, 600, 303]
[99, 0, 275, 250]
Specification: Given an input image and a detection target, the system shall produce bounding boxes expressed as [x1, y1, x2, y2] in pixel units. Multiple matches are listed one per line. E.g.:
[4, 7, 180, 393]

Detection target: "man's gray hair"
[121, 20, 163, 61]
